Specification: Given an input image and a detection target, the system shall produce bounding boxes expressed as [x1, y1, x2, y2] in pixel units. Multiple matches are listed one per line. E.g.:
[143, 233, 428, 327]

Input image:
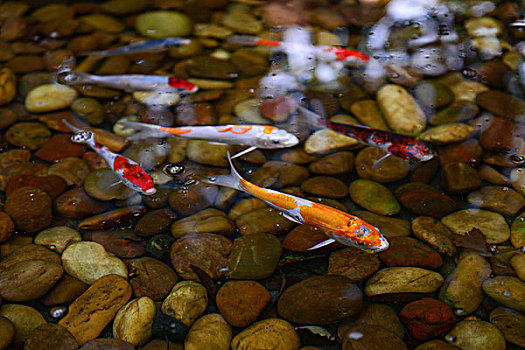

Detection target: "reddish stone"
[476, 91, 525, 123]
[438, 138, 483, 166]
[84, 229, 147, 259]
[0, 161, 47, 191]
[125, 257, 178, 300]
[394, 182, 456, 218]
[139, 107, 175, 126]
[175, 103, 215, 126]
[4, 187, 52, 233]
[216, 280, 272, 327]
[0, 149, 31, 168]
[400, 298, 456, 340]
[260, 95, 296, 122]
[35, 134, 85, 162]
[6, 174, 67, 198]
[43, 49, 76, 72]
[0, 211, 14, 243]
[55, 187, 111, 219]
[328, 247, 380, 281]
[43, 274, 89, 306]
[283, 225, 340, 252]
[38, 111, 77, 132]
[82, 152, 109, 170]
[441, 162, 482, 195]
[78, 206, 147, 230]
[378, 236, 443, 269]
[480, 117, 522, 153]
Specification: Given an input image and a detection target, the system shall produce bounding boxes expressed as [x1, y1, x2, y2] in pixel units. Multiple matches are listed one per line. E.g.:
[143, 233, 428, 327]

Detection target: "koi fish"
[117, 121, 299, 157]
[62, 120, 156, 195]
[297, 105, 434, 162]
[228, 35, 370, 65]
[56, 71, 198, 94]
[81, 37, 190, 57]
[202, 152, 389, 252]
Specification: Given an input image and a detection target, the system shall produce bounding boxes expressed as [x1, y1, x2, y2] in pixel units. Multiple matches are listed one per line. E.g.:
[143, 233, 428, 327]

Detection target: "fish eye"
[271, 139, 281, 144]
[355, 226, 370, 238]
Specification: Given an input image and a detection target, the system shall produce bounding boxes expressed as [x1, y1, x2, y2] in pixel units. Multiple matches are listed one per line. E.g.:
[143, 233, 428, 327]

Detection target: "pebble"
[42, 274, 89, 306]
[231, 318, 300, 350]
[510, 254, 525, 281]
[395, 182, 456, 218]
[0, 304, 46, 343]
[0, 316, 15, 350]
[171, 208, 235, 238]
[61, 241, 128, 284]
[151, 312, 188, 343]
[162, 281, 208, 327]
[133, 91, 181, 106]
[216, 280, 272, 327]
[24, 323, 78, 350]
[379, 236, 443, 269]
[441, 162, 482, 195]
[186, 140, 230, 167]
[0, 244, 61, 269]
[78, 206, 146, 230]
[113, 296, 156, 346]
[135, 11, 193, 38]
[7, 174, 66, 199]
[429, 100, 479, 126]
[83, 168, 135, 201]
[125, 256, 178, 300]
[6, 122, 51, 150]
[283, 225, 335, 253]
[304, 129, 359, 155]
[354, 210, 411, 237]
[222, 10, 262, 34]
[0, 161, 47, 192]
[183, 56, 238, 80]
[301, 176, 348, 199]
[168, 182, 218, 216]
[349, 179, 400, 216]
[5, 55, 44, 73]
[79, 339, 135, 350]
[476, 91, 525, 123]
[235, 208, 296, 236]
[419, 123, 475, 145]
[400, 298, 456, 340]
[439, 74, 488, 103]
[0, 211, 13, 243]
[350, 99, 389, 130]
[438, 139, 483, 167]
[55, 187, 111, 219]
[71, 97, 104, 125]
[4, 187, 52, 233]
[365, 267, 444, 296]
[490, 307, 525, 348]
[170, 232, 231, 280]
[411, 216, 457, 258]
[377, 84, 426, 136]
[48, 157, 90, 186]
[227, 233, 282, 280]
[58, 274, 132, 346]
[355, 147, 410, 183]
[438, 251, 491, 316]
[262, 161, 310, 188]
[482, 276, 525, 313]
[35, 134, 85, 162]
[308, 151, 354, 175]
[134, 208, 176, 237]
[185, 313, 232, 350]
[0, 68, 16, 105]
[445, 320, 505, 350]
[339, 303, 404, 339]
[175, 102, 215, 125]
[468, 186, 525, 216]
[441, 209, 510, 244]
[0, 108, 17, 130]
[84, 230, 146, 259]
[328, 247, 380, 281]
[80, 13, 124, 33]
[278, 275, 362, 324]
[340, 324, 407, 350]
[259, 95, 295, 122]
[101, 0, 149, 14]
[415, 340, 461, 350]
[0, 259, 63, 301]
[510, 168, 525, 198]
[480, 117, 520, 153]
[25, 84, 78, 113]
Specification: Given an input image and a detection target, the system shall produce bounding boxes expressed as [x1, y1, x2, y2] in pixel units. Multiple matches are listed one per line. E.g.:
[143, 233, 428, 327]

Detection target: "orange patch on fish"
[218, 125, 253, 134]
[262, 126, 275, 134]
[255, 39, 281, 47]
[240, 179, 298, 210]
[159, 126, 192, 136]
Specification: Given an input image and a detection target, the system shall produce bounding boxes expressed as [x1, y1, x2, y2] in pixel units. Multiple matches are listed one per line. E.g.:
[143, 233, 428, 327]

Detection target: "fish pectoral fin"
[282, 212, 303, 224]
[307, 238, 336, 250]
[230, 146, 257, 159]
[207, 141, 228, 145]
[371, 152, 392, 170]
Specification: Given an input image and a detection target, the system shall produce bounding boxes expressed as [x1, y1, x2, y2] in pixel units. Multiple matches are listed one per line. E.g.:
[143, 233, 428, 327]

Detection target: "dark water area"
[0, 0, 524, 349]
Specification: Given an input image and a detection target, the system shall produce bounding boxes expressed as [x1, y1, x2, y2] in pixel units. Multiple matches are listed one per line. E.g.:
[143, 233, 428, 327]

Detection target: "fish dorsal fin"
[307, 238, 336, 250]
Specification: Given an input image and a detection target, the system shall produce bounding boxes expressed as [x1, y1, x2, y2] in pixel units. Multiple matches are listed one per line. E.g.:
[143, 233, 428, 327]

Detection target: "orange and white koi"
[202, 152, 389, 252]
[228, 35, 370, 65]
[56, 71, 198, 94]
[62, 120, 156, 195]
[118, 121, 299, 152]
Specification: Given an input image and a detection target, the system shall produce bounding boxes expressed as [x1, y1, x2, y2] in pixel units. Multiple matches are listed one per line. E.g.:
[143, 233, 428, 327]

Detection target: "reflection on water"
[0, 0, 524, 349]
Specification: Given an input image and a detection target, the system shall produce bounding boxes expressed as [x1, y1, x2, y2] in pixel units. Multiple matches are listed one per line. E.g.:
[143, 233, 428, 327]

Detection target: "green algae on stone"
[511, 211, 525, 248]
[227, 233, 282, 280]
[482, 276, 525, 313]
[349, 179, 401, 216]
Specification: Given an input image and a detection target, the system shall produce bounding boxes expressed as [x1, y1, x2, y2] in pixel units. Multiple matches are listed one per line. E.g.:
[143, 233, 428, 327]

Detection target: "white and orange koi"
[228, 35, 370, 65]
[56, 71, 198, 94]
[62, 120, 156, 195]
[202, 152, 389, 252]
[118, 121, 299, 155]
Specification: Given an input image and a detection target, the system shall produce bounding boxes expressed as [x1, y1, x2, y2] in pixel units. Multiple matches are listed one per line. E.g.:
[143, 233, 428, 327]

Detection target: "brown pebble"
[4, 186, 52, 233]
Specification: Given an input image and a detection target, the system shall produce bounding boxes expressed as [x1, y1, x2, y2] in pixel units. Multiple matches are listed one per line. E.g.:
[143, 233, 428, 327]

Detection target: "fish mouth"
[418, 153, 434, 162]
[144, 187, 157, 195]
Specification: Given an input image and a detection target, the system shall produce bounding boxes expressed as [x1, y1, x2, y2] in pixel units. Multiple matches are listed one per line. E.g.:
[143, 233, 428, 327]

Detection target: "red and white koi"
[228, 35, 370, 65]
[81, 37, 191, 58]
[56, 71, 198, 94]
[297, 105, 434, 162]
[202, 152, 389, 252]
[118, 121, 299, 153]
[62, 120, 156, 195]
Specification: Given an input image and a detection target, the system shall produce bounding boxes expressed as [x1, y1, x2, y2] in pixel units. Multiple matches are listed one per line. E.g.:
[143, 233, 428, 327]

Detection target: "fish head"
[332, 220, 389, 252]
[257, 127, 300, 148]
[71, 130, 94, 144]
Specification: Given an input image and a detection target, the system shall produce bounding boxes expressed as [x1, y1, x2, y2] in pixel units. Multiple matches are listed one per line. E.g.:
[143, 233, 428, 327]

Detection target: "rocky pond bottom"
[0, 0, 525, 349]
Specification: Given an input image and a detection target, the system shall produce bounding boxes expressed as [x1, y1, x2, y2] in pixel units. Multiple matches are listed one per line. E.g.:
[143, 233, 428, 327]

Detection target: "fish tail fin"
[119, 121, 171, 140]
[201, 151, 245, 192]
[296, 105, 328, 130]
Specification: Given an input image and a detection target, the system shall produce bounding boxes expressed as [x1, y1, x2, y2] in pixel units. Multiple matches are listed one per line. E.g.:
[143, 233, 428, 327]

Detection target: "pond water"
[0, 0, 524, 349]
